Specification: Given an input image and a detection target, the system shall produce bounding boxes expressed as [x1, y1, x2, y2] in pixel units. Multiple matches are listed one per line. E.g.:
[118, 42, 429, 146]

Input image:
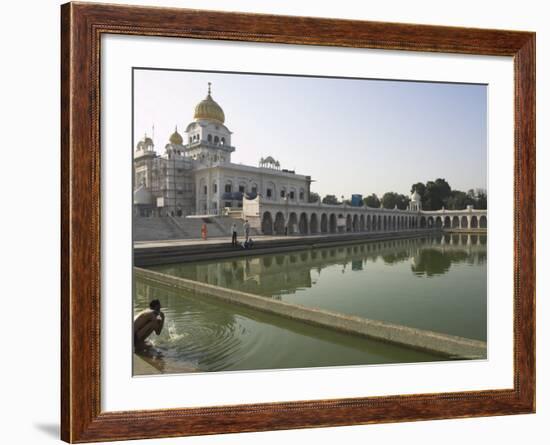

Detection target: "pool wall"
[135, 267, 486, 360]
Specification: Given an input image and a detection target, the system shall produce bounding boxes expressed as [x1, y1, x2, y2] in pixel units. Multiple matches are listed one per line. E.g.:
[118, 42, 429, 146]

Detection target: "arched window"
[221, 137, 225, 145]
[224, 181, 232, 193]
[207, 134, 212, 142]
[214, 136, 219, 144]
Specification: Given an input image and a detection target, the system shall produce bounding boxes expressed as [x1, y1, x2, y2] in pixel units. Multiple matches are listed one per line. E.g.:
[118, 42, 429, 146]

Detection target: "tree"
[444, 190, 471, 210]
[364, 194, 381, 208]
[322, 194, 340, 205]
[475, 189, 487, 209]
[423, 178, 452, 210]
[381, 192, 410, 210]
[308, 192, 320, 203]
[411, 182, 426, 197]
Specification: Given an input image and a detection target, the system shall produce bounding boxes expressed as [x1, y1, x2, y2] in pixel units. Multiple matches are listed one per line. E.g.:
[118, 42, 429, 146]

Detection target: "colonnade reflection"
[155, 234, 487, 298]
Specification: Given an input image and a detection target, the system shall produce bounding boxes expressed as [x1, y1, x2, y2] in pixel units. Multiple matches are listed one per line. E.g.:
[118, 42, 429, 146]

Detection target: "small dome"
[169, 127, 183, 145]
[410, 190, 421, 202]
[136, 134, 154, 150]
[193, 83, 225, 124]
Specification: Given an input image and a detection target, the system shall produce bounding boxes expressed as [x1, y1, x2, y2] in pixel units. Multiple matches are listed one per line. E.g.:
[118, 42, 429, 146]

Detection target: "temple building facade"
[133, 83, 487, 236]
[133, 83, 311, 217]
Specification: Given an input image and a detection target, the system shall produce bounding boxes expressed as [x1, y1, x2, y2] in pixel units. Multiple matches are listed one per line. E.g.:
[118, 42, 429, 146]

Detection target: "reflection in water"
[152, 235, 487, 342]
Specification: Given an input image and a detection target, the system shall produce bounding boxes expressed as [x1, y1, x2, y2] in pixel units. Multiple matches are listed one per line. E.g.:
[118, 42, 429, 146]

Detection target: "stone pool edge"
[134, 267, 487, 360]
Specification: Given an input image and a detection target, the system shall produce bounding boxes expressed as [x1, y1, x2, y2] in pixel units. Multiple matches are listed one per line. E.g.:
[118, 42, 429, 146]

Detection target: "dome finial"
[194, 83, 225, 123]
[169, 125, 183, 145]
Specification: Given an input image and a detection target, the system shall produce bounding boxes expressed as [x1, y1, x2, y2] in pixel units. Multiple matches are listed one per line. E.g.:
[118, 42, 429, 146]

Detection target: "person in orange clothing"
[201, 223, 208, 240]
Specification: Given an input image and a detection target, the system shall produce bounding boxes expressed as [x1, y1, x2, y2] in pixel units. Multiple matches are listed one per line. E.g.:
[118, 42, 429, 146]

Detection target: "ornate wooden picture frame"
[61, 2, 535, 442]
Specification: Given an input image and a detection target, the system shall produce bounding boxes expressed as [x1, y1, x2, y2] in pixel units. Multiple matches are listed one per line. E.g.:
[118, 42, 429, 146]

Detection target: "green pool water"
[135, 234, 486, 374]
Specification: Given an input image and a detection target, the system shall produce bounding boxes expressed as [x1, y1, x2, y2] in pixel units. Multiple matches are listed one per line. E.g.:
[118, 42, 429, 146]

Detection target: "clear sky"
[134, 68, 487, 199]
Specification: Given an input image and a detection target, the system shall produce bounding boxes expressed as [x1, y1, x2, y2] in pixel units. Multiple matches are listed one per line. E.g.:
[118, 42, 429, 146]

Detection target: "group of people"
[231, 220, 253, 249]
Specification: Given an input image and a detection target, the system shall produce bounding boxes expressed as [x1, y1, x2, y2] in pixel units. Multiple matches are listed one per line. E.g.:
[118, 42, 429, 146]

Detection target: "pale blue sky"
[134, 69, 486, 198]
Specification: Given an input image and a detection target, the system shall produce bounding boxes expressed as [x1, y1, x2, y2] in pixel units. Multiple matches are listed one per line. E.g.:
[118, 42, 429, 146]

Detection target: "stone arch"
[383, 215, 387, 231]
[299, 212, 309, 235]
[427, 216, 434, 228]
[360, 214, 365, 231]
[480, 215, 487, 228]
[367, 214, 372, 231]
[420, 216, 426, 228]
[461, 215, 469, 229]
[392, 215, 397, 230]
[346, 214, 352, 232]
[471, 215, 479, 228]
[435, 216, 443, 228]
[262, 211, 273, 235]
[378, 215, 382, 231]
[320, 213, 328, 233]
[310, 213, 319, 234]
[274, 212, 285, 235]
[352, 214, 359, 232]
[452, 216, 460, 228]
[444, 216, 451, 228]
[329, 214, 337, 233]
[288, 212, 298, 234]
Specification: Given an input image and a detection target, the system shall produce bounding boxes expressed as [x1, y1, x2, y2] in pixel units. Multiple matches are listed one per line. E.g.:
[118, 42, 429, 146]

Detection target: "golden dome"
[169, 127, 183, 145]
[193, 83, 225, 124]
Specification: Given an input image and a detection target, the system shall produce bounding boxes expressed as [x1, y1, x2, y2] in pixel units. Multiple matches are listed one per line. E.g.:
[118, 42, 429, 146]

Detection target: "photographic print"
[132, 69, 488, 376]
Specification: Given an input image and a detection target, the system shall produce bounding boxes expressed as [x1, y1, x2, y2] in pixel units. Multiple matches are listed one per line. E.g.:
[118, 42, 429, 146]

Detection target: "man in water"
[134, 299, 165, 352]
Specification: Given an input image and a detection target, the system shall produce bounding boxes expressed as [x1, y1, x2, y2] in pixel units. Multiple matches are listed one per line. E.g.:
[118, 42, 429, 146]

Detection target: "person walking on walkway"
[201, 223, 208, 240]
[231, 222, 238, 247]
[243, 219, 250, 241]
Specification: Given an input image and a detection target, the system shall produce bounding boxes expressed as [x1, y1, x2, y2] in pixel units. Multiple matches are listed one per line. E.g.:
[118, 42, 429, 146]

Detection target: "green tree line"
[319, 178, 487, 210]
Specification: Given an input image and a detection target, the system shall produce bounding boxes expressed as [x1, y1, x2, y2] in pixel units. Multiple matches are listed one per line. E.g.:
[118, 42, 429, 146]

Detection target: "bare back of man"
[134, 300, 165, 352]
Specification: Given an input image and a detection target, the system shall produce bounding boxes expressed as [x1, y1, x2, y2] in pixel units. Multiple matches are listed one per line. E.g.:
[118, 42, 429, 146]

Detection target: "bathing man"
[133, 299, 165, 352]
